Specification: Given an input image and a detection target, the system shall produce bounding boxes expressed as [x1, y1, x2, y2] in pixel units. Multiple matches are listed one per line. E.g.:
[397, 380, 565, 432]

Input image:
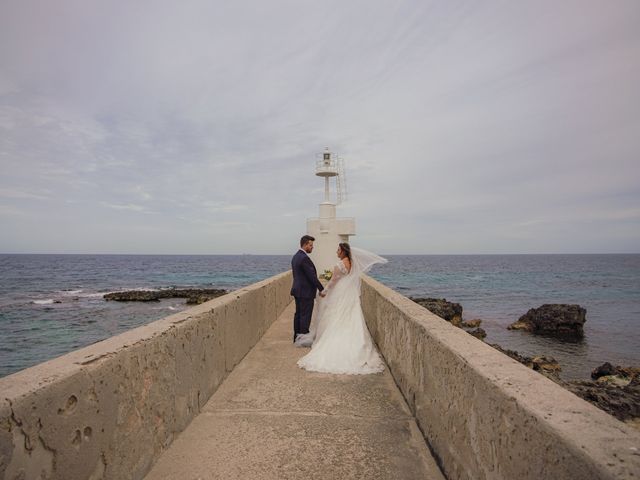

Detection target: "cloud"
[99, 202, 154, 214]
[0, 205, 23, 216]
[201, 202, 249, 213]
[0, 187, 49, 200]
[0, 0, 639, 253]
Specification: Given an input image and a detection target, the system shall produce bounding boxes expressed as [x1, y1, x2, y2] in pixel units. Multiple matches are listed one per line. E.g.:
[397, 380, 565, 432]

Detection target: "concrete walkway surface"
[144, 302, 445, 480]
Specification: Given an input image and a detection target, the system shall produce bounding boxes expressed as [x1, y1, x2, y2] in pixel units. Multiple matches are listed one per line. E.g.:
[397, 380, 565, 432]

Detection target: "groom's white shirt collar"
[298, 248, 309, 257]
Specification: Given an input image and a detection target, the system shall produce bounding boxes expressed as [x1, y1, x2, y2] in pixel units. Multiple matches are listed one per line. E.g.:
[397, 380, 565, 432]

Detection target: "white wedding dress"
[296, 247, 388, 375]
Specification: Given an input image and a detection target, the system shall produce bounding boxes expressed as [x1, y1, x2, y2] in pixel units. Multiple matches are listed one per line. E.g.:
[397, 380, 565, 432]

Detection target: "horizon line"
[1, 252, 638, 256]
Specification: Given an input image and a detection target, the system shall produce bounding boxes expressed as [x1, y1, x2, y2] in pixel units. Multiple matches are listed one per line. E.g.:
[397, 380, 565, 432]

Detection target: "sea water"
[1, 254, 638, 379]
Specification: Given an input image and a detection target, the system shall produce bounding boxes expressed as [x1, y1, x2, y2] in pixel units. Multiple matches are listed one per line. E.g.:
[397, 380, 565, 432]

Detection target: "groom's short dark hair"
[300, 235, 315, 247]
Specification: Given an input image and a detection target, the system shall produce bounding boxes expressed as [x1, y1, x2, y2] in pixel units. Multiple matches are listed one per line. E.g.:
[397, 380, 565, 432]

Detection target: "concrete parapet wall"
[361, 275, 640, 480]
[0, 271, 293, 480]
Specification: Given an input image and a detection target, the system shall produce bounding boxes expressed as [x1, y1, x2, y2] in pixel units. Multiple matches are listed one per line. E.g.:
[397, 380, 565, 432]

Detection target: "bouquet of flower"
[320, 269, 332, 281]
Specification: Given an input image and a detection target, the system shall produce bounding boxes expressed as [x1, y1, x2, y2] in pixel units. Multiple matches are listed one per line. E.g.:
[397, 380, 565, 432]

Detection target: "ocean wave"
[60, 289, 83, 295]
[32, 299, 54, 305]
[79, 292, 111, 298]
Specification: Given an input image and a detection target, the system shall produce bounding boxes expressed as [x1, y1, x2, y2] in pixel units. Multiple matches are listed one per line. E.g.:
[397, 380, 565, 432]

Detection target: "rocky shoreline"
[104, 288, 227, 305]
[410, 296, 640, 429]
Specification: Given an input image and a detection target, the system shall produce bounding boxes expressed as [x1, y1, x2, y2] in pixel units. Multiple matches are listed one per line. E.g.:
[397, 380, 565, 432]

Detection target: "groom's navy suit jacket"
[290, 250, 324, 299]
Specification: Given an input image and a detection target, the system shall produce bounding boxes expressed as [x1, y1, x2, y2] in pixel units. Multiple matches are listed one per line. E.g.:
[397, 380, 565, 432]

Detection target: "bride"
[295, 243, 388, 375]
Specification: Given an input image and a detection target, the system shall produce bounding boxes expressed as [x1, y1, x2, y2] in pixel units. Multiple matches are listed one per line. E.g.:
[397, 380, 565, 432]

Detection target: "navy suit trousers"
[293, 296, 314, 341]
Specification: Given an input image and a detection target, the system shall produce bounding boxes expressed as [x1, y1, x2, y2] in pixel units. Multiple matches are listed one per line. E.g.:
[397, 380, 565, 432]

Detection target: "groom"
[290, 235, 325, 342]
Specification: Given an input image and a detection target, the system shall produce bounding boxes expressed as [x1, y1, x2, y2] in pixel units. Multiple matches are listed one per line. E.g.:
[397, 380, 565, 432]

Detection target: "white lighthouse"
[307, 147, 356, 274]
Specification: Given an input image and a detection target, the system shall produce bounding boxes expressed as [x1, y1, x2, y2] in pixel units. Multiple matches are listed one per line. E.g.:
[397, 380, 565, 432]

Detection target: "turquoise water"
[1, 254, 638, 379]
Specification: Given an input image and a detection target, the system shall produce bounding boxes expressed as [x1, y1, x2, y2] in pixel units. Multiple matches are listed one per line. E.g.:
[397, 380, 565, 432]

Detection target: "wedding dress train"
[296, 247, 387, 375]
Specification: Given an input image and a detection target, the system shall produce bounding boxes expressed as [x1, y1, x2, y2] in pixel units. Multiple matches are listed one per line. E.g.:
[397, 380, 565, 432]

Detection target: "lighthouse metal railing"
[315, 159, 339, 176]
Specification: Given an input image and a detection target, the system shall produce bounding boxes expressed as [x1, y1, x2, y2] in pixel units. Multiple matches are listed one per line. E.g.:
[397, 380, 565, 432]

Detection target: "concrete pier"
[144, 302, 444, 479]
[2, 271, 639, 479]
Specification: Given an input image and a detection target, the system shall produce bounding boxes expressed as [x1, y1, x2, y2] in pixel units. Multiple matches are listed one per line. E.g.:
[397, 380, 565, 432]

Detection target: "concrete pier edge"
[361, 274, 640, 480]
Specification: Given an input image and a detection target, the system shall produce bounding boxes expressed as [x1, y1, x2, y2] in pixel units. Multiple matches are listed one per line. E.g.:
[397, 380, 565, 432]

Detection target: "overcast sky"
[1, 1, 639, 254]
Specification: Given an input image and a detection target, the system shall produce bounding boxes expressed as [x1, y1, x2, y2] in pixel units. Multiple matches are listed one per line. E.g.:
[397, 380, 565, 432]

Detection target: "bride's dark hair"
[338, 242, 352, 262]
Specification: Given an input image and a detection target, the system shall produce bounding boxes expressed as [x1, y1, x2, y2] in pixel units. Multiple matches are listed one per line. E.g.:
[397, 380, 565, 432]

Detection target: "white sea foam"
[61, 289, 83, 295]
[33, 299, 54, 305]
[81, 292, 110, 298]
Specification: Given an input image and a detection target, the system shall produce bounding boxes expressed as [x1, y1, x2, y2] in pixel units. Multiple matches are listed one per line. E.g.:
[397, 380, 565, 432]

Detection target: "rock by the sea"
[410, 297, 463, 325]
[185, 295, 222, 305]
[104, 290, 160, 302]
[508, 304, 586, 338]
[466, 327, 487, 340]
[104, 288, 226, 304]
[591, 362, 640, 381]
[592, 362, 617, 379]
[490, 350, 640, 426]
[567, 363, 640, 426]
[461, 319, 482, 329]
[489, 344, 562, 379]
[411, 297, 487, 339]
[566, 374, 640, 425]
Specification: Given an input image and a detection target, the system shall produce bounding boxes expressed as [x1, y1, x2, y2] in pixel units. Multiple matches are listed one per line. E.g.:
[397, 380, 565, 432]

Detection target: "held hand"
[319, 291, 327, 298]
